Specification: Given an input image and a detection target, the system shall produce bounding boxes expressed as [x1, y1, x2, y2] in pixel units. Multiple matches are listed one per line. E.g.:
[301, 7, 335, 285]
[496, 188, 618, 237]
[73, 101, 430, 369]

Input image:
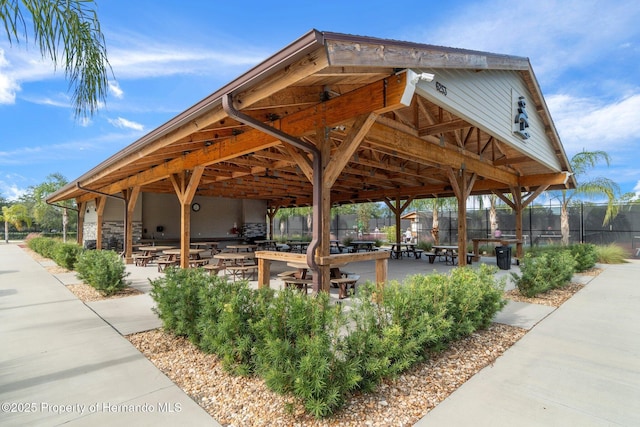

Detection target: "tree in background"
[555, 150, 620, 245]
[1, 0, 111, 117]
[410, 197, 457, 244]
[2, 204, 32, 243]
[20, 173, 75, 240]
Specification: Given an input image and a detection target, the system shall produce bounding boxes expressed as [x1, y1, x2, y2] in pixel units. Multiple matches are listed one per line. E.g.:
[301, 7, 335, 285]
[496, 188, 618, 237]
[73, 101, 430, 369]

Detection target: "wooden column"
[169, 167, 205, 268]
[447, 167, 477, 266]
[122, 186, 141, 264]
[76, 200, 86, 246]
[315, 127, 332, 293]
[384, 196, 413, 255]
[267, 206, 279, 240]
[95, 196, 106, 250]
[495, 184, 549, 259]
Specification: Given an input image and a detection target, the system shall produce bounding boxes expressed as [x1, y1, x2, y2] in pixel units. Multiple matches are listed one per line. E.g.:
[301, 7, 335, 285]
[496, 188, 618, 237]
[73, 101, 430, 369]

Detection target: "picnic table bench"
[330, 275, 360, 299]
[282, 278, 312, 293]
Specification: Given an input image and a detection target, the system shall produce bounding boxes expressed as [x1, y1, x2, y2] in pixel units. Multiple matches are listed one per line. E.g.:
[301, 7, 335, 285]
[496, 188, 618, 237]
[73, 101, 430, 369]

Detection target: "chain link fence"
[274, 203, 640, 257]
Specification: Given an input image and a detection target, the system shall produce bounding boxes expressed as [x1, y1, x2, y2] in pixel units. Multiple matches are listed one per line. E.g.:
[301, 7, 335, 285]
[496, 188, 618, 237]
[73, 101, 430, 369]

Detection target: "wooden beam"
[519, 172, 570, 188]
[93, 73, 410, 197]
[324, 113, 377, 187]
[418, 118, 468, 136]
[368, 121, 518, 186]
[68, 48, 329, 192]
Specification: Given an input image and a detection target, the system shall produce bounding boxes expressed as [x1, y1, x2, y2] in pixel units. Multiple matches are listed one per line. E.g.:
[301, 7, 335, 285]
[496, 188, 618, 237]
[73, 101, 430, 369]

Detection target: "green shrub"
[198, 280, 274, 376]
[595, 244, 628, 264]
[150, 267, 211, 342]
[382, 225, 396, 242]
[511, 250, 576, 297]
[568, 243, 597, 272]
[344, 280, 450, 392]
[253, 289, 359, 418]
[149, 263, 509, 419]
[28, 236, 59, 258]
[416, 240, 433, 251]
[52, 242, 83, 270]
[76, 250, 129, 296]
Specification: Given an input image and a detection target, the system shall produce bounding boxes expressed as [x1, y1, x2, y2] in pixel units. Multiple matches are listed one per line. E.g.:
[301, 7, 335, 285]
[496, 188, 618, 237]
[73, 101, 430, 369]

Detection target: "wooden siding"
[414, 68, 562, 171]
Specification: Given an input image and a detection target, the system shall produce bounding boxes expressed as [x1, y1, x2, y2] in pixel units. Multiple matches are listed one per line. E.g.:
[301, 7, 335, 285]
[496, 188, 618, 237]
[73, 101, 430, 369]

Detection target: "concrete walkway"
[416, 259, 640, 427]
[2, 242, 639, 426]
[0, 243, 220, 426]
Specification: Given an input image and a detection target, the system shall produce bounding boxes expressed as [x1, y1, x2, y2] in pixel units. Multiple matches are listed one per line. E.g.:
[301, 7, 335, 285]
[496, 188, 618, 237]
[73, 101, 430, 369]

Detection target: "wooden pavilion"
[47, 30, 575, 293]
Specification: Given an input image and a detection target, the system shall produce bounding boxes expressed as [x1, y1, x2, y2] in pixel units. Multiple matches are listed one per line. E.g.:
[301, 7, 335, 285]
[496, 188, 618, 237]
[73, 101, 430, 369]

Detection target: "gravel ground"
[128, 323, 526, 427]
[126, 274, 594, 425]
[22, 246, 596, 425]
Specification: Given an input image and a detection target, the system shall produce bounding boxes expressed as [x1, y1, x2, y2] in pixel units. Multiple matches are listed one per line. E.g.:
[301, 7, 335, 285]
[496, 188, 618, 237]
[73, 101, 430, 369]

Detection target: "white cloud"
[108, 117, 144, 131]
[546, 93, 640, 154]
[421, 0, 640, 85]
[0, 181, 26, 201]
[109, 80, 124, 99]
[105, 31, 266, 79]
[0, 48, 20, 104]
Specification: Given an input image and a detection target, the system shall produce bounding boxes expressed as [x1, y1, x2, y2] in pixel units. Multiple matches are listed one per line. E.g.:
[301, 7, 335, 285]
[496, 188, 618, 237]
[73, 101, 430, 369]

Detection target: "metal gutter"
[222, 93, 323, 293]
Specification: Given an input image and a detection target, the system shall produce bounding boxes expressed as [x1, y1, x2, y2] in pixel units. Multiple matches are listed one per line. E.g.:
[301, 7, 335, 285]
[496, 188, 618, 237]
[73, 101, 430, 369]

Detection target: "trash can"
[495, 246, 511, 270]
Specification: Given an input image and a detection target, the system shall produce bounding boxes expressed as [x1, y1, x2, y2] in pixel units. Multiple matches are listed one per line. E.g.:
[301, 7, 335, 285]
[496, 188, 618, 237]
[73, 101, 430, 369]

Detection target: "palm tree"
[1, 0, 111, 117]
[557, 150, 620, 245]
[2, 204, 32, 243]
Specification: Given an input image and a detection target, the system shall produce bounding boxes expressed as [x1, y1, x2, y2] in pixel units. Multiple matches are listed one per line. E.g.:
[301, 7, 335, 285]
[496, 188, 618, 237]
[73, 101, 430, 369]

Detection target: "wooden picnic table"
[214, 252, 257, 281]
[389, 242, 416, 259]
[137, 245, 176, 256]
[255, 240, 278, 250]
[190, 241, 219, 249]
[432, 245, 460, 265]
[286, 241, 310, 253]
[162, 248, 205, 261]
[226, 244, 258, 252]
[351, 240, 376, 252]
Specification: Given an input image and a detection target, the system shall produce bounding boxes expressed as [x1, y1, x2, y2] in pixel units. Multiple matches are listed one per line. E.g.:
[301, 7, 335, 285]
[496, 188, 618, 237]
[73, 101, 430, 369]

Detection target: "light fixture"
[411, 72, 435, 84]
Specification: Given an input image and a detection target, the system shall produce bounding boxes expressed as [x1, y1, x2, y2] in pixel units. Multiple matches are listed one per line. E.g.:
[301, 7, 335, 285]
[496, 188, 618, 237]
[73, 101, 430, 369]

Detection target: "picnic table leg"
[258, 258, 270, 288]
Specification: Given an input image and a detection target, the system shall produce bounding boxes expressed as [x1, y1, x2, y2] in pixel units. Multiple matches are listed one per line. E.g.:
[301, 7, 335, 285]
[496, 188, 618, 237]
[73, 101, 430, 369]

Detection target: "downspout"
[222, 94, 323, 292]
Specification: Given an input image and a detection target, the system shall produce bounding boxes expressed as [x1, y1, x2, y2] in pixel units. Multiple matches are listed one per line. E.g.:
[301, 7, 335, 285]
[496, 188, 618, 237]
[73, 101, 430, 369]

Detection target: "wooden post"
[95, 196, 106, 250]
[257, 258, 271, 288]
[123, 186, 140, 264]
[384, 196, 414, 257]
[170, 167, 204, 268]
[317, 126, 332, 293]
[447, 167, 477, 266]
[76, 200, 86, 246]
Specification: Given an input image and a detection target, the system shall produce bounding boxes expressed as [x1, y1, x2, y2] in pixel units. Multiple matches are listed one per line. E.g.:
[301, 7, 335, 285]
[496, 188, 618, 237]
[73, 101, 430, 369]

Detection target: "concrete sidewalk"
[3, 241, 639, 426]
[416, 259, 640, 427]
[0, 243, 220, 426]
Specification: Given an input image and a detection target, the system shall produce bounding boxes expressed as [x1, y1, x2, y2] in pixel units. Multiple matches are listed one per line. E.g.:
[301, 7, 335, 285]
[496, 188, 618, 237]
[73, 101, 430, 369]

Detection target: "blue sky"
[1, 0, 639, 203]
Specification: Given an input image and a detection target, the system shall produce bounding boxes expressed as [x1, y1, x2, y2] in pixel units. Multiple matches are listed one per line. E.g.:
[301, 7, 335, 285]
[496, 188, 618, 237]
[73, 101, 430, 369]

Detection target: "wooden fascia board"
[95, 73, 411, 196]
[324, 38, 529, 71]
[367, 122, 518, 186]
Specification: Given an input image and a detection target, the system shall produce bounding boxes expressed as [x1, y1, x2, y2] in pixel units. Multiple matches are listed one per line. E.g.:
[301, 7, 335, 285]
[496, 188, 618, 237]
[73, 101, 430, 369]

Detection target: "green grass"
[595, 244, 628, 264]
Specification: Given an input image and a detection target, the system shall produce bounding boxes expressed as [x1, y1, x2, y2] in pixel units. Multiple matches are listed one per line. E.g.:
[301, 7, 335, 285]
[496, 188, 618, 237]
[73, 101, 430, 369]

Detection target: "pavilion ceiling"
[48, 31, 574, 207]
